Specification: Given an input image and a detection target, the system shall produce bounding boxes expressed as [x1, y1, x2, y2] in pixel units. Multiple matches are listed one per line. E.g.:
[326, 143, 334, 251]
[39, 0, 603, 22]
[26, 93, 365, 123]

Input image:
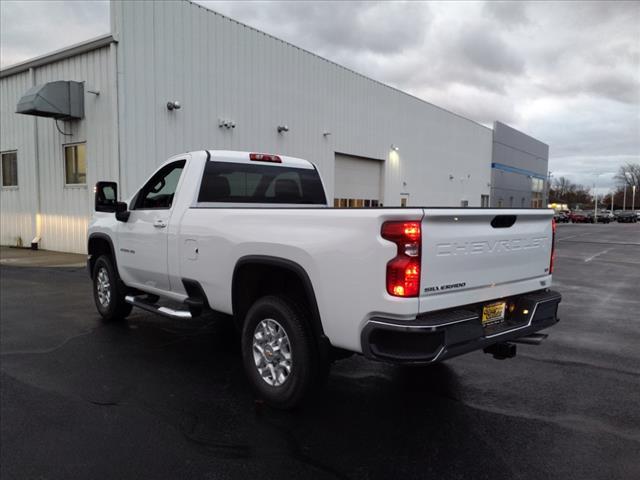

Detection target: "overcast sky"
[1, 1, 638, 193]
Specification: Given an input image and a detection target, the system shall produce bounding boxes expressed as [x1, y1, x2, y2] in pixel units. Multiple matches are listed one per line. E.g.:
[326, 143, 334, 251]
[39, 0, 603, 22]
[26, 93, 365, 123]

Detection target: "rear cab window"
[197, 161, 326, 205]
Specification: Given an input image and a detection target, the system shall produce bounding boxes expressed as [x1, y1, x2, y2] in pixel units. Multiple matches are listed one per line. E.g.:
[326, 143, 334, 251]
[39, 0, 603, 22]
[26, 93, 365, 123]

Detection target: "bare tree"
[614, 163, 640, 188]
[549, 177, 591, 206]
[553, 176, 576, 198]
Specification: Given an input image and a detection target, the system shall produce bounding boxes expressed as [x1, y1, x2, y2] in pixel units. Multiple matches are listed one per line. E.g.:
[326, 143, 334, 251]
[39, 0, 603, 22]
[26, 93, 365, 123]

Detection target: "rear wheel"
[92, 255, 132, 321]
[241, 295, 326, 409]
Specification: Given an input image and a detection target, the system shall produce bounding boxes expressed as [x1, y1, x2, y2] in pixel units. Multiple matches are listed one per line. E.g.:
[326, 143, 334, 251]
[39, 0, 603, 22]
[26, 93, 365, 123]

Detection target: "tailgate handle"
[491, 215, 517, 228]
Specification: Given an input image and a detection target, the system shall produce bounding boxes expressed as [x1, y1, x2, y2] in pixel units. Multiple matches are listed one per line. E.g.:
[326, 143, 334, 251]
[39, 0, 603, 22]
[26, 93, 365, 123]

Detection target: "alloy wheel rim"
[252, 318, 292, 387]
[96, 267, 111, 307]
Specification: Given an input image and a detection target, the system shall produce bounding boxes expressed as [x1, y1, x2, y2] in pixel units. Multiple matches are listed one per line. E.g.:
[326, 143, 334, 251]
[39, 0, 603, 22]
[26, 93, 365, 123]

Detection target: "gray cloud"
[483, 1, 530, 27]
[201, 1, 431, 56]
[0, 0, 109, 66]
[1, 0, 638, 192]
[456, 26, 525, 74]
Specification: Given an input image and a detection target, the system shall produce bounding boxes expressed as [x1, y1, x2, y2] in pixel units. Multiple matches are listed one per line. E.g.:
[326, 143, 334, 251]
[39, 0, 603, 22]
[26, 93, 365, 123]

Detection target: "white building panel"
[0, 42, 119, 253]
[0, 71, 37, 247]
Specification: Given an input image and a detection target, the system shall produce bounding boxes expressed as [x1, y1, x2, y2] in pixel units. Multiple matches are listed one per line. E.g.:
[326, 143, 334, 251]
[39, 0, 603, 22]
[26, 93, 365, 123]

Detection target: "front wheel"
[241, 296, 325, 409]
[92, 255, 132, 321]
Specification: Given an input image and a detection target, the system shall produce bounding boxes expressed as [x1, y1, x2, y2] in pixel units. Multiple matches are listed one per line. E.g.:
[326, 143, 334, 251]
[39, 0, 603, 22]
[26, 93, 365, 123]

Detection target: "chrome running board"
[125, 295, 192, 319]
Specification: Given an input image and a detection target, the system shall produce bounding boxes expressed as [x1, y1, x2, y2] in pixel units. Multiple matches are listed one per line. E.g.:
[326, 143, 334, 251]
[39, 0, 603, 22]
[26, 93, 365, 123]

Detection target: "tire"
[241, 295, 325, 409]
[92, 254, 133, 321]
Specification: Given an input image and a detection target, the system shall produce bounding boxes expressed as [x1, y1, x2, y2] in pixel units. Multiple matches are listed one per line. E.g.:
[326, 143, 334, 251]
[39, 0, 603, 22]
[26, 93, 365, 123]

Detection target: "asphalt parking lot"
[1, 223, 639, 480]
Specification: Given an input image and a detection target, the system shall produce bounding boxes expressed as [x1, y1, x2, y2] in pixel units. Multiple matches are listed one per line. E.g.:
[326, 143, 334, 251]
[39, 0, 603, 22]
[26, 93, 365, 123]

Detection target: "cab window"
[135, 160, 186, 209]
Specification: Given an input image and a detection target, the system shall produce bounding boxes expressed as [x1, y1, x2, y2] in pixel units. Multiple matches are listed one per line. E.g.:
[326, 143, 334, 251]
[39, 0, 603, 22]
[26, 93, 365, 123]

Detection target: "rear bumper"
[361, 289, 561, 364]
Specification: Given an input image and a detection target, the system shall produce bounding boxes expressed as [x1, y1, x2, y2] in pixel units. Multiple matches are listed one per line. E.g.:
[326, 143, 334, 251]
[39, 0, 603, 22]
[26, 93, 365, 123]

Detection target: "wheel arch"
[87, 233, 117, 278]
[232, 255, 328, 349]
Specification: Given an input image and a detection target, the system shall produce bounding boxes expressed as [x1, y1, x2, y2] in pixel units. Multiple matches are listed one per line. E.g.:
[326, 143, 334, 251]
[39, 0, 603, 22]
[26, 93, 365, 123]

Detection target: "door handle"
[153, 219, 167, 229]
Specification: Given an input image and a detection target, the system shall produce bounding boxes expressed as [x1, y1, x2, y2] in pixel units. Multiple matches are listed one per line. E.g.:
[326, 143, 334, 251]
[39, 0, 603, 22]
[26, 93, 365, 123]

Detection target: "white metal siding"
[334, 154, 382, 201]
[0, 45, 118, 253]
[112, 0, 492, 206]
[0, 71, 37, 247]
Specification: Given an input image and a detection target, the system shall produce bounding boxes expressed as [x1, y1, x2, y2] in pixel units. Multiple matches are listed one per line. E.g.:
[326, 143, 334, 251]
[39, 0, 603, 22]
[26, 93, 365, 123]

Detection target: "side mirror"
[115, 201, 130, 222]
[95, 181, 118, 212]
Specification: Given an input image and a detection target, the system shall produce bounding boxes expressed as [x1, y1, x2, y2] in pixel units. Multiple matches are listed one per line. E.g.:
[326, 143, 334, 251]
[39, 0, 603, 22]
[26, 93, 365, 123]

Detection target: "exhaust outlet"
[484, 342, 516, 360]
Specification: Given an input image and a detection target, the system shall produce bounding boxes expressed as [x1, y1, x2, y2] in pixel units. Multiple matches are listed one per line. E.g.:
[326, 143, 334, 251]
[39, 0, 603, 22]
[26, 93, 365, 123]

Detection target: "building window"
[460, 200, 469, 208]
[481, 195, 489, 207]
[64, 143, 87, 185]
[1, 151, 18, 187]
[531, 177, 544, 193]
[530, 177, 544, 208]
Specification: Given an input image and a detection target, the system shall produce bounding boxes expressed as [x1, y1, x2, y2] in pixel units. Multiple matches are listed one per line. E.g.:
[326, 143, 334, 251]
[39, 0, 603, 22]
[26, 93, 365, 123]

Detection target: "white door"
[334, 153, 383, 207]
[117, 160, 186, 292]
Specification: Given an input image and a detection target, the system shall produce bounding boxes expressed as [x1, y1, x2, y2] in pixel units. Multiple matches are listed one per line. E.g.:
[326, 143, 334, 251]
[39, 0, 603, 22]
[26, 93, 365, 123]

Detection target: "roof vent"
[16, 81, 84, 120]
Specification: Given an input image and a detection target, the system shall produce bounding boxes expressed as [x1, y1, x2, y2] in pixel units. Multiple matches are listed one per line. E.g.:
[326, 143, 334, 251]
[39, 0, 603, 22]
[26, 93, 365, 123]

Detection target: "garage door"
[334, 153, 382, 207]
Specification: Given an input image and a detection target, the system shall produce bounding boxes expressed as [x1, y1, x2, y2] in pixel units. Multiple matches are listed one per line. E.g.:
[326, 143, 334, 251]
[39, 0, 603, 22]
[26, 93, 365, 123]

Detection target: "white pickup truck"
[88, 150, 561, 408]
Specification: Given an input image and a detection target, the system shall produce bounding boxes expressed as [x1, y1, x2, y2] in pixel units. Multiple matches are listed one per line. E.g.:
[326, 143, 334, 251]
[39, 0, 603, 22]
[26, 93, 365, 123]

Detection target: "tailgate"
[419, 209, 554, 310]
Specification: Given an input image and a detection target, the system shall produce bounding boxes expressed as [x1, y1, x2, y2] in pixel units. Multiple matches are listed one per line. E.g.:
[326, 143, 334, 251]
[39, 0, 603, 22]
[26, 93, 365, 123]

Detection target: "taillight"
[549, 217, 557, 273]
[381, 221, 422, 297]
[250, 153, 282, 163]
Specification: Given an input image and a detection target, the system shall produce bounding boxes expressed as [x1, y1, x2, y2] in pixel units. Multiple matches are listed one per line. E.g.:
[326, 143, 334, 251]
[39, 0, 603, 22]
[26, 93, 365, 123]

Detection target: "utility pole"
[593, 182, 598, 222]
[633, 185, 637, 212]
[623, 185, 627, 210]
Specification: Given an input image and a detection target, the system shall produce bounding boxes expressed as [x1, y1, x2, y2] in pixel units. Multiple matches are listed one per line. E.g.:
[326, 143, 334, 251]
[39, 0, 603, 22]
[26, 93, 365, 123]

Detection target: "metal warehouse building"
[0, 0, 549, 254]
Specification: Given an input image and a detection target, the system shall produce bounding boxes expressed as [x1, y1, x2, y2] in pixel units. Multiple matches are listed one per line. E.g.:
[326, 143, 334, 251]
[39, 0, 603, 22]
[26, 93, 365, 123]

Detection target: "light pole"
[623, 171, 633, 210]
[611, 191, 614, 211]
[593, 172, 604, 222]
[633, 185, 637, 212]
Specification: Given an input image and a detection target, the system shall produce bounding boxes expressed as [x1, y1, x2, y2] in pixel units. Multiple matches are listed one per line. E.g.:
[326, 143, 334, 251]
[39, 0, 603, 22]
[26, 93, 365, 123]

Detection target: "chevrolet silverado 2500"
[88, 150, 561, 408]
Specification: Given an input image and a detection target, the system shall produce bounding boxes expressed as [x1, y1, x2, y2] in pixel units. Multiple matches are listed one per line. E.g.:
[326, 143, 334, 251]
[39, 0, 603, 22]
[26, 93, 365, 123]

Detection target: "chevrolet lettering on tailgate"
[436, 237, 547, 256]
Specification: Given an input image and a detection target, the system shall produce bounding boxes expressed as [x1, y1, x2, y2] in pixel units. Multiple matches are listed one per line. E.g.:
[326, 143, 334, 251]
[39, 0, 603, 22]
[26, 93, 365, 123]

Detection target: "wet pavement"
[1, 224, 639, 479]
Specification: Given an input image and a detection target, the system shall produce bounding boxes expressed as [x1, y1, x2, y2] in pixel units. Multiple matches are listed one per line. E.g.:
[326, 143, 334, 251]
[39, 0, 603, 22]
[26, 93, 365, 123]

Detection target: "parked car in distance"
[553, 212, 570, 223]
[568, 211, 589, 223]
[617, 211, 638, 223]
[87, 150, 561, 408]
[600, 210, 615, 220]
[587, 212, 611, 224]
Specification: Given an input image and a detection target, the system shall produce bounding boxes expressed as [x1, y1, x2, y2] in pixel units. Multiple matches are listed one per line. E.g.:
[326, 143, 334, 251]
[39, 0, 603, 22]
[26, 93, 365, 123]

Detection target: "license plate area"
[482, 301, 506, 328]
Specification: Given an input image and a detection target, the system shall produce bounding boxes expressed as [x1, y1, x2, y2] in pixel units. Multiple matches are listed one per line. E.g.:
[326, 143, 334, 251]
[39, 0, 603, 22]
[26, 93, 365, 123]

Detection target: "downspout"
[29, 67, 42, 249]
[109, 42, 121, 194]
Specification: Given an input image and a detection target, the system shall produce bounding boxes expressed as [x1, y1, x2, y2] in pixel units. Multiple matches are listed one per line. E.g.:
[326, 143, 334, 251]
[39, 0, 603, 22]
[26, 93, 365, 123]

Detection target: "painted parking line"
[584, 248, 614, 263]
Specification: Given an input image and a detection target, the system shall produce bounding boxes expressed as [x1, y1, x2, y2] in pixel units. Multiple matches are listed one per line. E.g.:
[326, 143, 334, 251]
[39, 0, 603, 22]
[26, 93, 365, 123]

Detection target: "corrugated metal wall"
[0, 45, 118, 253]
[113, 0, 492, 207]
[0, 71, 37, 247]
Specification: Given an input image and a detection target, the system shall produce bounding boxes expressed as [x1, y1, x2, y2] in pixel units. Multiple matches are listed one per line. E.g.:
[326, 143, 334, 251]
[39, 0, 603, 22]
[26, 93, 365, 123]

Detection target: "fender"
[87, 232, 117, 277]
[232, 255, 328, 346]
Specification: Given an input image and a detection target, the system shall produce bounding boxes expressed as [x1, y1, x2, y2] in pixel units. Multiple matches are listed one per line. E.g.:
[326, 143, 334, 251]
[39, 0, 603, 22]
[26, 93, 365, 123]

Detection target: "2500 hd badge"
[424, 282, 467, 293]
